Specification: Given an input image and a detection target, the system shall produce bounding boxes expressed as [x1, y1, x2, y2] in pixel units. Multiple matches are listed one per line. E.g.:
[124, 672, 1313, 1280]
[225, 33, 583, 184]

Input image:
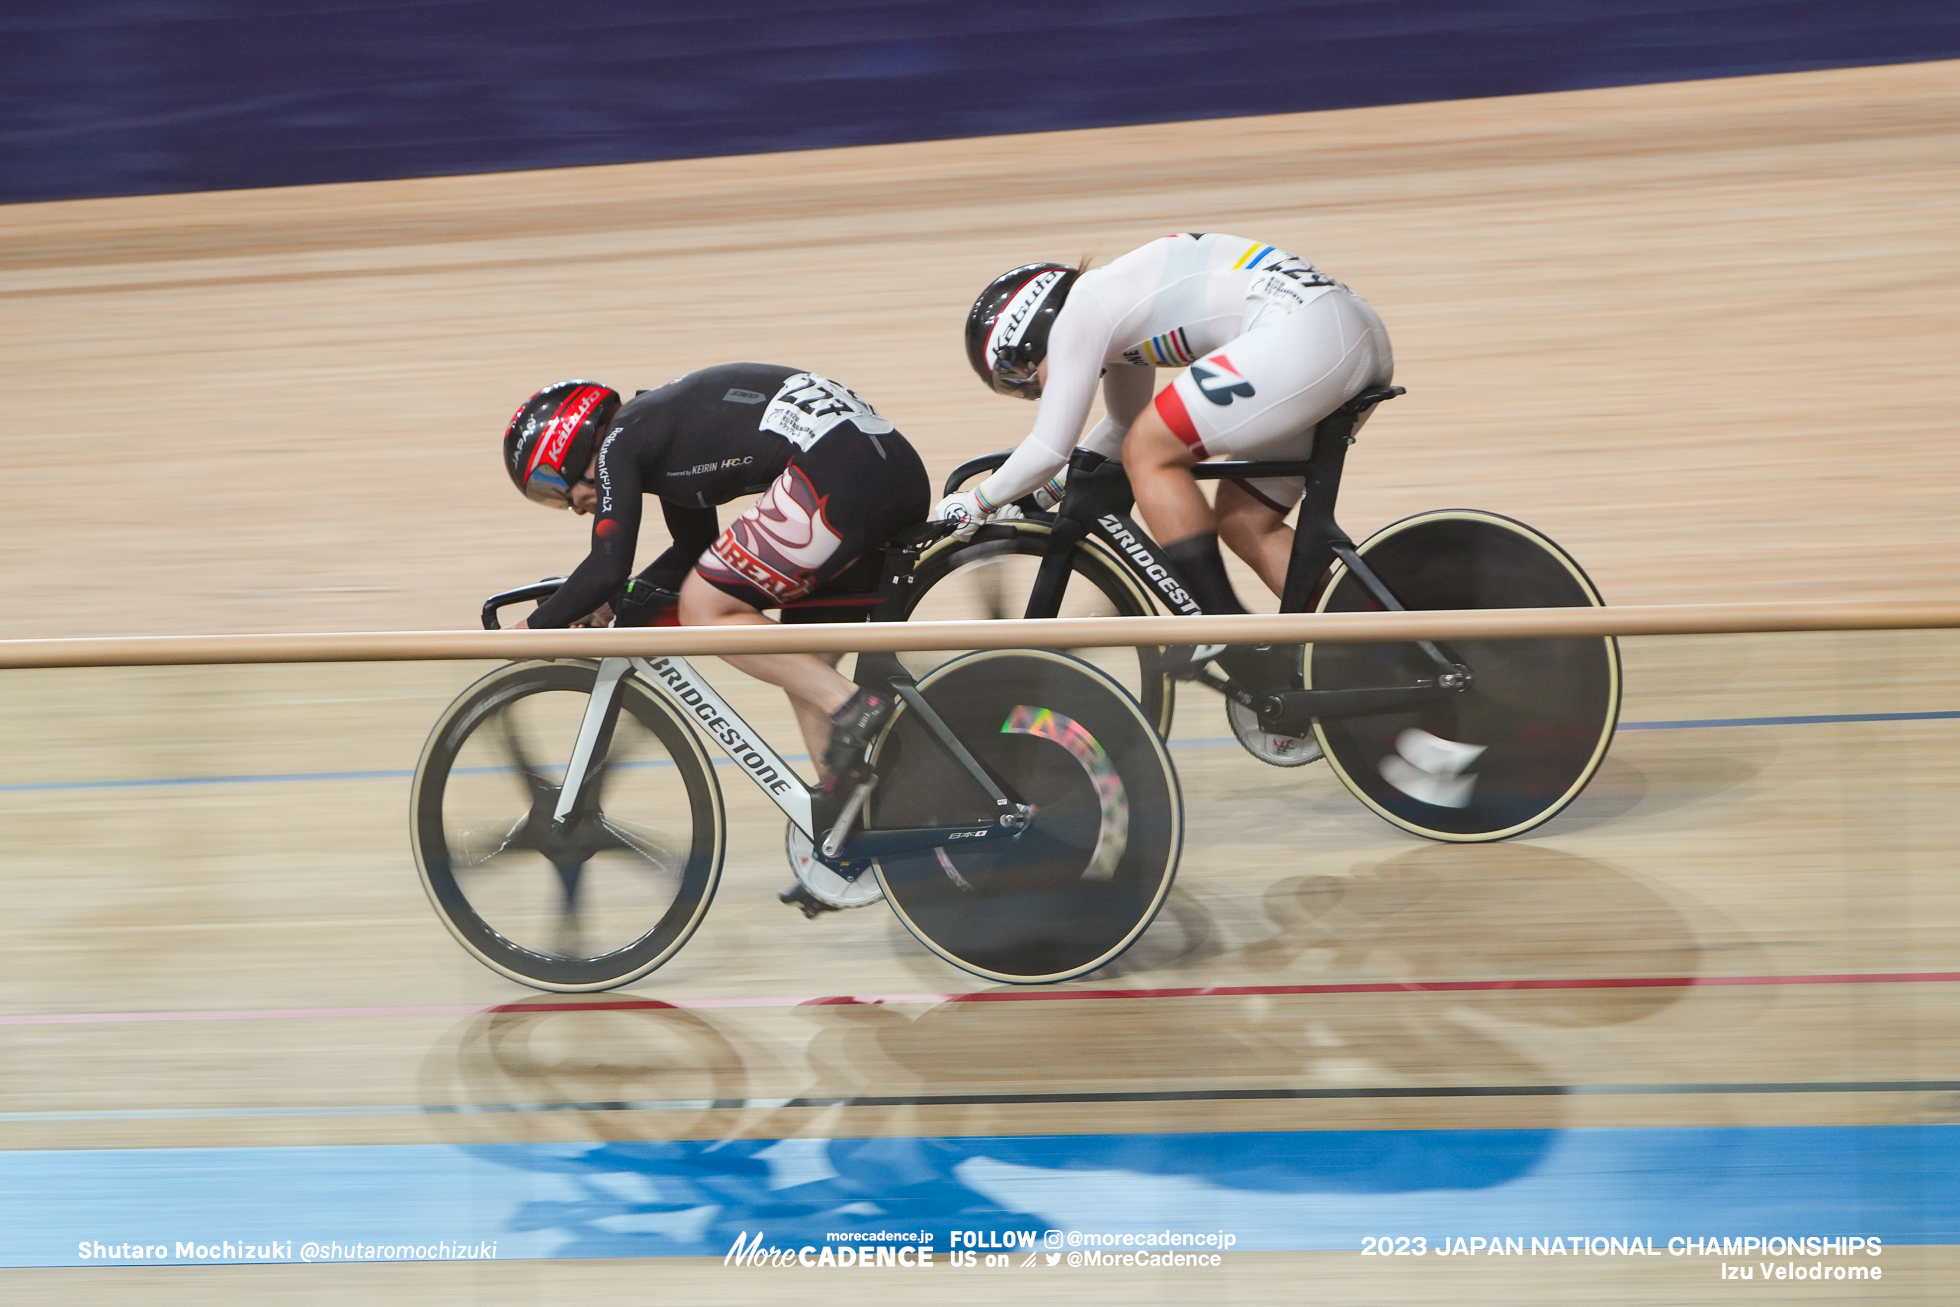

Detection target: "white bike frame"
[550, 652, 1029, 868]
[553, 654, 815, 835]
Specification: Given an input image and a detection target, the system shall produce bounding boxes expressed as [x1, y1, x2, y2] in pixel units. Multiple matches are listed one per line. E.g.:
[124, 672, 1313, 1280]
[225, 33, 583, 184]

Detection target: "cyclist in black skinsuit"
[503, 364, 929, 781]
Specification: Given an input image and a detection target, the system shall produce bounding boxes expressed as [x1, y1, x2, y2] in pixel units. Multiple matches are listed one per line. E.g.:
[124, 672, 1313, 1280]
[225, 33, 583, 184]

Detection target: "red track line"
[4, 970, 1959, 1027]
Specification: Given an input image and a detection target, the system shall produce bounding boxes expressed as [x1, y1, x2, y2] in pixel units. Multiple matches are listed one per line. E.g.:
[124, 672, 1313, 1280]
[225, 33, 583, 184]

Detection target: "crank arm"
[1190, 668, 1234, 696]
[820, 775, 878, 858]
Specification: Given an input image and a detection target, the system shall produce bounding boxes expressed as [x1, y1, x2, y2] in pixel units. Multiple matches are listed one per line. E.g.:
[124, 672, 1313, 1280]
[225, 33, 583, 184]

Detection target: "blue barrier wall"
[4, 1, 1957, 203]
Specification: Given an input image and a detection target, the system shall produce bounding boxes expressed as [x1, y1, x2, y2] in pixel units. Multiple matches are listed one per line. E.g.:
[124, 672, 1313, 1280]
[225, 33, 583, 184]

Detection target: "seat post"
[1278, 408, 1358, 614]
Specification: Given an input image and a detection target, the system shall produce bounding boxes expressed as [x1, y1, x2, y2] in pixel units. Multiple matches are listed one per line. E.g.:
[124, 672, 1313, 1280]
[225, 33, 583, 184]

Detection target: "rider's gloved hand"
[1031, 470, 1067, 512]
[934, 489, 1014, 541]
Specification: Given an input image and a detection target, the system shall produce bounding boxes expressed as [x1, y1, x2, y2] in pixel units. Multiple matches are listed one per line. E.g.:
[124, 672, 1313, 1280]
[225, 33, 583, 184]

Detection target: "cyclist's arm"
[1080, 362, 1155, 461]
[526, 439, 646, 628]
[975, 289, 1111, 506]
[633, 501, 720, 590]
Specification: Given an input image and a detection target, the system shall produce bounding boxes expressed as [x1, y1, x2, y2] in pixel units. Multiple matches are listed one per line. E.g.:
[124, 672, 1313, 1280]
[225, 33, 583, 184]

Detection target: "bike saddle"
[1340, 384, 1405, 413]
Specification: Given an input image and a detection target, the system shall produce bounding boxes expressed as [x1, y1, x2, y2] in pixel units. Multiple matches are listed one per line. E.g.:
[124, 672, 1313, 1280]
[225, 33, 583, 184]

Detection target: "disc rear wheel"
[867, 651, 1181, 983]
[1310, 511, 1620, 841]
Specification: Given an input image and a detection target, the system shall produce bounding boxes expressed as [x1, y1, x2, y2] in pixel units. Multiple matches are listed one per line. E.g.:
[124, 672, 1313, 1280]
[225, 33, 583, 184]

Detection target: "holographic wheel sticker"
[934, 846, 976, 891]
[1000, 705, 1129, 881]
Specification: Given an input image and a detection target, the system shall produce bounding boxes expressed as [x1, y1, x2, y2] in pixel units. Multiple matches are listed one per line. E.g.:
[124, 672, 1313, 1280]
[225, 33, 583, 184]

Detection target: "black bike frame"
[945, 385, 1405, 619]
[941, 385, 1472, 728]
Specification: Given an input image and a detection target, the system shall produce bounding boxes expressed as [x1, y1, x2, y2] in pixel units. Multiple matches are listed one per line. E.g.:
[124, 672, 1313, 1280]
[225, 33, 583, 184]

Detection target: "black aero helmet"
[503, 380, 621, 508]
[966, 263, 1079, 399]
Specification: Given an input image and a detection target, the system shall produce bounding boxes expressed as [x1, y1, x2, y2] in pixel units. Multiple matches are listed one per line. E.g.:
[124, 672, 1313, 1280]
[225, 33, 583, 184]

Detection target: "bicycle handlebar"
[942, 453, 1012, 497]
[481, 578, 566, 630]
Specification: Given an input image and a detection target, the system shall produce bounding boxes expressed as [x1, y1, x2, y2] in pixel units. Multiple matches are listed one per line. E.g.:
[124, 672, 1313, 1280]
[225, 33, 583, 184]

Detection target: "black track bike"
[410, 529, 1182, 992]
[906, 387, 1621, 843]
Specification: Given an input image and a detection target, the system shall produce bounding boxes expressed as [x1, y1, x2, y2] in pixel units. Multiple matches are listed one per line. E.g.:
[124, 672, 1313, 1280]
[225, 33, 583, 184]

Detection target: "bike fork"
[553, 657, 632, 824]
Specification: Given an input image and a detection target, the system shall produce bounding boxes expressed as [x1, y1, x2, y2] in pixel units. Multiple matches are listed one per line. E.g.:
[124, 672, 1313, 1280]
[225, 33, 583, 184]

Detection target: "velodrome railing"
[2, 602, 1960, 668]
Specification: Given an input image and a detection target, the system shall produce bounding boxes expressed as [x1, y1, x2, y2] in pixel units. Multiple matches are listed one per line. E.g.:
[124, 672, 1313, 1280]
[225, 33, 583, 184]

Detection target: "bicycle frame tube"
[1034, 390, 1419, 626]
[1088, 511, 1206, 616]
[629, 654, 817, 833]
[548, 655, 817, 835]
[552, 655, 1030, 868]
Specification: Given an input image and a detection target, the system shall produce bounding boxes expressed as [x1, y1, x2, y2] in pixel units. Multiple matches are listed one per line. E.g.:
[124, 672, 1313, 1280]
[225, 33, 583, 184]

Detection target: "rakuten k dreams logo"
[597, 430, 618, 513]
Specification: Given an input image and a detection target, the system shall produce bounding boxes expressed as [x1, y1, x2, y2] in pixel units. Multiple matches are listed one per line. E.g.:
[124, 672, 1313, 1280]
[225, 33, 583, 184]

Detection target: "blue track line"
[2, 709, 1954, 796]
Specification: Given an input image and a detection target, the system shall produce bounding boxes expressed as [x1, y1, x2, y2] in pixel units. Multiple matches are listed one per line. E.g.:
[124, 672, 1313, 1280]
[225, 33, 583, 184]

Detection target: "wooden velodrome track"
[4, 60, 1960, 1303]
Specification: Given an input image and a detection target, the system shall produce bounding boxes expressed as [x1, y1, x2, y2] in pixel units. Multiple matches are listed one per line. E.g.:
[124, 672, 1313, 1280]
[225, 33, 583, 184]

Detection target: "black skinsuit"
[527, 363, 927, 629]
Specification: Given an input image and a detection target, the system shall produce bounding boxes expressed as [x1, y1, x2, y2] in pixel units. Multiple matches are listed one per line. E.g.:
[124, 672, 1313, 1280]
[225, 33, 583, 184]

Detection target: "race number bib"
[759, 373, 894, 449]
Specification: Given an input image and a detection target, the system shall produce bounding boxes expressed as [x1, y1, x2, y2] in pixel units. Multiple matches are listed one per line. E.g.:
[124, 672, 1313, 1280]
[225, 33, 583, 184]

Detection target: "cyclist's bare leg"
[1121, 405, 1211, 544]
[1215, 480, 1291, 597]
[1123, 405, 1259, 619]
[678, 572, 853, 761]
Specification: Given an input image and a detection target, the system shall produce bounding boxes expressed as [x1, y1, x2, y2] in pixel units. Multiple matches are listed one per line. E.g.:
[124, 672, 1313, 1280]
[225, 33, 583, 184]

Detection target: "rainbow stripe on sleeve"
[1135, 327, 1197, 366]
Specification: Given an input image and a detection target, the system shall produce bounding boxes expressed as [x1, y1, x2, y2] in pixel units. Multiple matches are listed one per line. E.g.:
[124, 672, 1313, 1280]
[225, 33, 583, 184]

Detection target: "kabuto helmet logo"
[966, 263, 1080, 398]
[986, 268, 1068, 364]
[529, 386, 605, 478]
[503, 380, 621, 508]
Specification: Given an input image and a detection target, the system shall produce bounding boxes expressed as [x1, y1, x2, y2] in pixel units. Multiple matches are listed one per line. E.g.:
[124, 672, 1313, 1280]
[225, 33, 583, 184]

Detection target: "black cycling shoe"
[820, 687, 894, 794]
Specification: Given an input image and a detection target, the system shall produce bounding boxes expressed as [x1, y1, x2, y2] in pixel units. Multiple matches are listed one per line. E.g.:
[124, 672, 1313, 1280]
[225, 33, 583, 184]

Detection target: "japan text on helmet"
[966, 263, 1079, 399]
[503, 380, 622, 508]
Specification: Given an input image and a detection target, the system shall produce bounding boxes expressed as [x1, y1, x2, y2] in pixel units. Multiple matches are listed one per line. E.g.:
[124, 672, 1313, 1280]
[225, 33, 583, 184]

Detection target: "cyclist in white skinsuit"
[938, 232, 1394, 616]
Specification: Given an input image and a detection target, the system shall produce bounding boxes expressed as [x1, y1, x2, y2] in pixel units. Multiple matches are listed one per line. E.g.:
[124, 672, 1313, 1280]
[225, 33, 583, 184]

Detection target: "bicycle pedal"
[778, 884, 840, 919]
